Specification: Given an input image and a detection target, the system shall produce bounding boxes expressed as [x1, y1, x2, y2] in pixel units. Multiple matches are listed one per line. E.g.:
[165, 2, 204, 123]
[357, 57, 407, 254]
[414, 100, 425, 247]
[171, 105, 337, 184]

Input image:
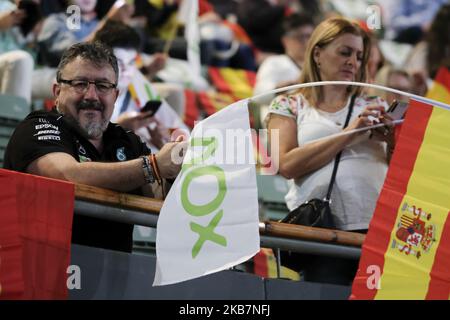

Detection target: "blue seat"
[0, 94, 30, 166]
[0, 94, 30, 120]
[132, 226, 157, 255]
[256, 174, 290, 221]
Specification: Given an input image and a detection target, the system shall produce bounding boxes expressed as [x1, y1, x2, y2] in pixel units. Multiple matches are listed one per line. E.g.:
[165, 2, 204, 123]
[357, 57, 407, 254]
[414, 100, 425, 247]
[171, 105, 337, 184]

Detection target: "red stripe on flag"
[208, 68, 241, 101]
[209, 67, 233, 95]
[197, 92, 218, 116]
[183, 89, 199, 129]
[253, 249, 269, 278]
[426, 212, 450, 299]
[0, 173, 24, 299]
[0, 169, 74, 300]
[434, 67, 450, 89]
[245, 70, 256, 88]
[351, 100, 433, 299]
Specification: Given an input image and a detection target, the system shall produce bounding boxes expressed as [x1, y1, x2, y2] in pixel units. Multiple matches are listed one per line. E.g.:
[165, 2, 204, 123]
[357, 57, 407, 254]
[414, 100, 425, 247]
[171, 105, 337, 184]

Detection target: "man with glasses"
[254, 13, 315, 99]
[3, 42, 185, 252]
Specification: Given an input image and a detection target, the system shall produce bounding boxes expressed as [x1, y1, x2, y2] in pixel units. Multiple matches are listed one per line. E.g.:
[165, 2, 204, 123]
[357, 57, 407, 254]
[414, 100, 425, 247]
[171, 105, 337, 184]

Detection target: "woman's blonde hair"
[298, 17, 371, 105]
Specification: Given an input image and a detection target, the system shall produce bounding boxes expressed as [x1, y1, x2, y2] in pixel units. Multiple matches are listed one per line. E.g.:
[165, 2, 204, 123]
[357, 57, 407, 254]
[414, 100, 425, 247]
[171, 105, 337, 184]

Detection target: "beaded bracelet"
[150, 154, 162, 184]
[150, 154, 166, 199]
[141, 156, 155, 184]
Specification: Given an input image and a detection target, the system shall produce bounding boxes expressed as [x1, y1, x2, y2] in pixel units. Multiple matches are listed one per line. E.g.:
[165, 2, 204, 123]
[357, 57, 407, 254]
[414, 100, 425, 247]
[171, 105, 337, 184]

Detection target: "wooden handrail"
[75, 184, 163, 213]
[75, 184, 366, 247]
[261, 221, 365, 247]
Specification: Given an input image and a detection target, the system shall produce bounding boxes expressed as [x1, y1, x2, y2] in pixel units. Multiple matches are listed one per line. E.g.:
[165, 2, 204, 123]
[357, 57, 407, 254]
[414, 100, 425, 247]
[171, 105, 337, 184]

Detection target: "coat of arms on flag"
[391, 202, 436, 259]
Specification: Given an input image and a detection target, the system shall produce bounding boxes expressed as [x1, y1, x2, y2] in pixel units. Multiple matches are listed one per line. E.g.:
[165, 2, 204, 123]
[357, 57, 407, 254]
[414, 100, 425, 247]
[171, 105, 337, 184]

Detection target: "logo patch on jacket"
[77, 143, 91, 162]
[116, 147, 127, 161]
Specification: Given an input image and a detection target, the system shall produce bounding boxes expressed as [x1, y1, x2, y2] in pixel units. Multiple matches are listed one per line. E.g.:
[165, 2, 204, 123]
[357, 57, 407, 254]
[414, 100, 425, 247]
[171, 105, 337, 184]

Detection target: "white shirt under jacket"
[254, 54, 301, 98]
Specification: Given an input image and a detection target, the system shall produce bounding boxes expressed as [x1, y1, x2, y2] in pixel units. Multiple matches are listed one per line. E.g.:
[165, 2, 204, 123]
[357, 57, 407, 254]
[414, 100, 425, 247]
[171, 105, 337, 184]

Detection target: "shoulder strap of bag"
[324, 94, 357, 202]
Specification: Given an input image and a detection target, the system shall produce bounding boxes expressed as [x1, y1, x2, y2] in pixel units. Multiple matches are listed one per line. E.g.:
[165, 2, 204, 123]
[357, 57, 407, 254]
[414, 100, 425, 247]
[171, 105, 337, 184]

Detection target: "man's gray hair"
[56, 42, 119, 83]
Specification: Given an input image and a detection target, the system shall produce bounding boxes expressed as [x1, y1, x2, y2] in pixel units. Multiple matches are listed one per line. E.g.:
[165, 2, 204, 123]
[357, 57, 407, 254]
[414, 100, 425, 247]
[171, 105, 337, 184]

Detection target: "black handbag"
[280, 94, 356, 229]
[280, 198, 335, 228]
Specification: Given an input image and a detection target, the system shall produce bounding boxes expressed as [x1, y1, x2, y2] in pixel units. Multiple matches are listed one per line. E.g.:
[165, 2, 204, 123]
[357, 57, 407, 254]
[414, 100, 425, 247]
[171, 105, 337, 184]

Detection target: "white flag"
[177, 0, 208, 90]
[153, 100, 260, 286]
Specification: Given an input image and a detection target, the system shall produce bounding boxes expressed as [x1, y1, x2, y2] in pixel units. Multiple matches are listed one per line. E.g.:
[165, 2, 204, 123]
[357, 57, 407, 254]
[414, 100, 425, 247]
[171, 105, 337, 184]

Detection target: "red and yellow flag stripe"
[198, 91, 236, 116]
[426, 67, 450, 104]
[208, 67, 256, 101]
[351, 99, 450, 299]
[253, 248, 300, 280]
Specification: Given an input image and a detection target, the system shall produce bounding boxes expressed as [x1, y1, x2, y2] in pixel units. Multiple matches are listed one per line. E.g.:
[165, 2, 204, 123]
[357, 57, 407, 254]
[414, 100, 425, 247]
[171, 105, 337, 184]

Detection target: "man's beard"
[83, 117, 109, 140]
[67, 100, 109, 140]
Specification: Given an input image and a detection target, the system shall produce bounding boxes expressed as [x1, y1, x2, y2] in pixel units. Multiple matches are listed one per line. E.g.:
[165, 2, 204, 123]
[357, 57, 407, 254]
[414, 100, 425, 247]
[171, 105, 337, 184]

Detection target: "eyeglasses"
[58, 78, 117, 95]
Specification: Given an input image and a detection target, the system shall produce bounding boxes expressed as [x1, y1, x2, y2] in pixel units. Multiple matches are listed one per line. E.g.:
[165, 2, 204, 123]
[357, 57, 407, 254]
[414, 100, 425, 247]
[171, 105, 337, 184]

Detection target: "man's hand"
[143, 53, 167, 80]
[155, 137, 188, 179]
[0, 9, 26, 31]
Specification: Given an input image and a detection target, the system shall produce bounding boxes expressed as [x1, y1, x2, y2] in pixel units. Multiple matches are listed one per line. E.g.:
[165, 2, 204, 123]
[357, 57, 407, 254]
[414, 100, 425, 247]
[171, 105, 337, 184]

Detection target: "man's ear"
[52, 83, 61, 107]
[113, 88, 119, 102]
[52, 82, 60, 99]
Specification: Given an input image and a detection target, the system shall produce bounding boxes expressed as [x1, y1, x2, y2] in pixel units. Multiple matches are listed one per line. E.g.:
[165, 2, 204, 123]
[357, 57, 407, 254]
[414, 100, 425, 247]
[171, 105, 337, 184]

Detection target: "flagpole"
[249, 81, 450, 111]
[303, 120, 404, 146]
[246, 81, 449, 147]
[163, 21, 180, 56]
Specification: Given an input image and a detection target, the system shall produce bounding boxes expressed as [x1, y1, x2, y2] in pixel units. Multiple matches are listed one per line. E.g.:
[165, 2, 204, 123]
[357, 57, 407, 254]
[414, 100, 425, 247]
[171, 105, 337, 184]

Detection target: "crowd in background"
[1, 0, 448, 110]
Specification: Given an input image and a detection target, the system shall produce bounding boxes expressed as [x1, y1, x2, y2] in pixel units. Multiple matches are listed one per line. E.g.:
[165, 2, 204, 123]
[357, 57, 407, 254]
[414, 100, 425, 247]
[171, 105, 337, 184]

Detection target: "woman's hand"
[344, 105, 386, 139]
[369, 113, 395, 144]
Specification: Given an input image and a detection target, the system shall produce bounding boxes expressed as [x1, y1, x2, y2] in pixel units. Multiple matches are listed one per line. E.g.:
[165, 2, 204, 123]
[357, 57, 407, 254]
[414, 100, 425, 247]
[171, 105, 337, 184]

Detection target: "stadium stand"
[0, 94, 29, 167]
[257, 174, 290, 222]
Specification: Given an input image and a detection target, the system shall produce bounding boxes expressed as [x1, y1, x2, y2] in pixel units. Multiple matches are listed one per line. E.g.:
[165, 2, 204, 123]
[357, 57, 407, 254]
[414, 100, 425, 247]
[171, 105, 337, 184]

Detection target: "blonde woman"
[266, 18, 394, 284]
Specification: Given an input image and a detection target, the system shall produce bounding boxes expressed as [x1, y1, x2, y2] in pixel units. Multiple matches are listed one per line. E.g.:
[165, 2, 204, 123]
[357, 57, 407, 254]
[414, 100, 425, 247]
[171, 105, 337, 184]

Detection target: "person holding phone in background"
[93, 20, 189, 151]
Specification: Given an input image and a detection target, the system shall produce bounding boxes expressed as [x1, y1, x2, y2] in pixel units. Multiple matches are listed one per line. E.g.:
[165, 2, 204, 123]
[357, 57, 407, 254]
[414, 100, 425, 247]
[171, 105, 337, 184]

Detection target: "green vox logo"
[180, 137, 228, 259]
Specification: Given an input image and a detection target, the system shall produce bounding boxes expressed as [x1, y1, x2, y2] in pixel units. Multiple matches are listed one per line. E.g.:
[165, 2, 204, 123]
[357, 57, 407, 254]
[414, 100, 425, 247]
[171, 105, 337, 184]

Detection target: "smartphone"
[141, 100, 162, 117]
[387, 100, 409, 120]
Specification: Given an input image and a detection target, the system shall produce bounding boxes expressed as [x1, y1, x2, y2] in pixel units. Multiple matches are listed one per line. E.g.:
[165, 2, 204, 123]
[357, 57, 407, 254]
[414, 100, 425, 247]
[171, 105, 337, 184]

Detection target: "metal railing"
[74, 184, 364, 261]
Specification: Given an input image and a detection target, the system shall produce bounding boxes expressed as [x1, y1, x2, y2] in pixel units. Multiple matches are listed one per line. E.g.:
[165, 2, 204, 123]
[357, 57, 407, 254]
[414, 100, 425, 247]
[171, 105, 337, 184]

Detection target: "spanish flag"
[426, 67, 450, 104]
[350, 98, 450, 299]
[208, 67, 256, 101]
[198, 91, 236, 116]
[0, 170, 74, 299]
[253, 248, 300, 281]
